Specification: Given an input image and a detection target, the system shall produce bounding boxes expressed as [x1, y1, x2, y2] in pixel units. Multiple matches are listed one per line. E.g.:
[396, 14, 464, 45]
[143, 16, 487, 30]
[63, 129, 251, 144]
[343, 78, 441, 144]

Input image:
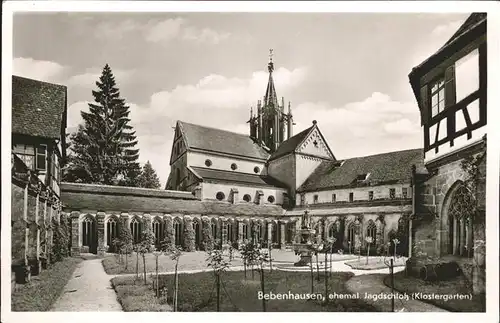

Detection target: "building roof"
[408, 13, 486, 111]
[298, 148, 424, 192]
[191, 166, 287, 188]
[178, 121, 270, 160]
[12, 75, 67, 140]
[61, 183, 285, 216]
[269, 126, 313, 160]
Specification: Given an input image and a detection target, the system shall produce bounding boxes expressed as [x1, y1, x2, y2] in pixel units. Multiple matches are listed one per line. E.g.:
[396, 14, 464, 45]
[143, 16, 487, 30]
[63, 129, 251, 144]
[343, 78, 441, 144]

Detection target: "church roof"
[178, 121, 270, 160]
[269, 125, 314, 160]
[191, 166, 288, 188]
[298, 148, 424, 192]
[12, 75, 67, 140]
[61, 182, 284, 216]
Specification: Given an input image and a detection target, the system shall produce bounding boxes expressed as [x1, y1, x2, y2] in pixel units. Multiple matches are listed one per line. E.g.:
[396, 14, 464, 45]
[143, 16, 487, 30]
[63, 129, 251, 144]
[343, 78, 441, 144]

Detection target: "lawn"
[345, 257, 406, 270]
[11, 257, 83, 311]
[111, 270, 377, 312]
[387, 271, 485, 312]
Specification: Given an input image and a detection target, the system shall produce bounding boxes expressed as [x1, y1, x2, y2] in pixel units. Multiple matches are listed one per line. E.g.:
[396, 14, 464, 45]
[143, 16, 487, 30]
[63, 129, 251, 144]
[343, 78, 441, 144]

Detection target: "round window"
[254, 166, 260, 173]
[267, 195, 275, 203]
[231, 163, 237, 170]
[216, 192, 225, 201]
[243, 194, 252, 202]
[205, 159, 212, 167]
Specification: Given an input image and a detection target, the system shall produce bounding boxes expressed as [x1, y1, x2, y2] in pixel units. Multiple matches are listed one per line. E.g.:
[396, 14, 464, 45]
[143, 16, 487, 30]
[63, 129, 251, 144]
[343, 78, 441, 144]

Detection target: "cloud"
[96, 19, 142, 39]
[410, 18, 465, 67]
[67, 68, 135, 88]
[66, 101, 90, 130]
[292, 92, 422, 158]
[13, 57, 66, 83]
[145, 17, 231, 45]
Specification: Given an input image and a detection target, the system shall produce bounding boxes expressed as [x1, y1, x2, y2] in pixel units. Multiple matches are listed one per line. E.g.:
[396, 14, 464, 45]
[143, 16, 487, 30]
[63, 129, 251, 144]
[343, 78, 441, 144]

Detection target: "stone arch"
[270, 220, 279, 245]
[365, 219, 377, 245]
[441, 180, 474, 256]
[173, 216, 183, 247]
[193, 217, 202, 250]
[345, 220, 356, 252]
[210, 217, 219, 245]
[81, 214, 97, 254]
[129, 215, 143, 244]
[106, 214, 119, 249]
[152, 216, 165, 248]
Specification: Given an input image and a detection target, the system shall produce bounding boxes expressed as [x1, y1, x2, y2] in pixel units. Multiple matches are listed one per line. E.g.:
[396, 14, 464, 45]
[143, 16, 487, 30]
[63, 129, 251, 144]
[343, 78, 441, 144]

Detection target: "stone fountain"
[293, 205, 317, 266]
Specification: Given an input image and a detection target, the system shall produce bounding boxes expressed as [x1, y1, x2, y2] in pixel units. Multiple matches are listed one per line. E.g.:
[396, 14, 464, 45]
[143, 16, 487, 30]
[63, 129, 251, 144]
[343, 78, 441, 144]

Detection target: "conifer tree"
[138, 160, 161, 189]
[63, 64, 140, 185]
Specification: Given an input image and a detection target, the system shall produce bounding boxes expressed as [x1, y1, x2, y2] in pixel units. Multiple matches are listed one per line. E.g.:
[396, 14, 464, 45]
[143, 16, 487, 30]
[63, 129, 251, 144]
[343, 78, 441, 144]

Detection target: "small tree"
[206, 249, 230, 312]
[201, 218, 214, 251]
[118, 218, 133, 269]
[365, 236, 373, 265]
[137, 160, 161, 189]
[161, 217, 174, 252]
[183, 217, 196, 252]
[254, 248, 270, 312]
[392, 238, 400, 260]
[167, 246, 183, 312]
[139, 227, 155, 284]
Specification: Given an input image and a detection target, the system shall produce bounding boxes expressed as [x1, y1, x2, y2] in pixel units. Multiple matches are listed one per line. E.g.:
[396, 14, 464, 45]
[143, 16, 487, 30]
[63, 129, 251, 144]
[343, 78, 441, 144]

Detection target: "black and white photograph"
[2, 1, 499, 319]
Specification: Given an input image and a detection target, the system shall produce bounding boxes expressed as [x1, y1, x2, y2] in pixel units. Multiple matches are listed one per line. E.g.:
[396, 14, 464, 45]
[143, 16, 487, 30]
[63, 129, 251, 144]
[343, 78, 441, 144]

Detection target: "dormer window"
[356, 173, 369, 182]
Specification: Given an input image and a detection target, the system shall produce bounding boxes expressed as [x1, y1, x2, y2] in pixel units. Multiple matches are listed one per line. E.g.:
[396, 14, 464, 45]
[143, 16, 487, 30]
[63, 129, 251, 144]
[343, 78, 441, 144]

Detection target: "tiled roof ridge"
[340, 147, 423, 161]
[13, 74, 66, 89]
[61, 182, 196, 198]
[178, 120, 253, 139]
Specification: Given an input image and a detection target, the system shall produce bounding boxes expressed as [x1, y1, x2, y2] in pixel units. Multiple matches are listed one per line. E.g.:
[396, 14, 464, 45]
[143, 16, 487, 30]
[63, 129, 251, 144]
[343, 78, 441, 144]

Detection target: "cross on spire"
[268, 48, 274, 73]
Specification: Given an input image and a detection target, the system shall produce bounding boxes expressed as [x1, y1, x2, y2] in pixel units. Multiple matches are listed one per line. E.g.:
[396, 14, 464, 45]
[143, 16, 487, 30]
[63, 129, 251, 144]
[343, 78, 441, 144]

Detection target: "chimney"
[256, 190, 264, 205]
[231, 188, 239, 204]
[192, 185, 202, 200]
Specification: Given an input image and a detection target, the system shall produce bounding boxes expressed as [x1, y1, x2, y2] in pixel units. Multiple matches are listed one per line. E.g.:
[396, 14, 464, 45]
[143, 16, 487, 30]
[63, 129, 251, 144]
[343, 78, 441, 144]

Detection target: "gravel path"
[51, 259, 122, 312]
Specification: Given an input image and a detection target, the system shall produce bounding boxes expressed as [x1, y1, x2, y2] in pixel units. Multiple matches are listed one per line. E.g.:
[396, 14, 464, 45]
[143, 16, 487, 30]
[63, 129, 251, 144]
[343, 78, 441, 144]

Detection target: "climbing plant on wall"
[201, 217, 214, 251]
[183, 217, 196, 252]
[161, 217, 174, 251]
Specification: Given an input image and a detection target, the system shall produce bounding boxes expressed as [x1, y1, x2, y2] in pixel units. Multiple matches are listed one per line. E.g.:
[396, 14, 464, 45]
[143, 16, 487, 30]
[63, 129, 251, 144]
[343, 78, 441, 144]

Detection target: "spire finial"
[268, 48, 274, 73]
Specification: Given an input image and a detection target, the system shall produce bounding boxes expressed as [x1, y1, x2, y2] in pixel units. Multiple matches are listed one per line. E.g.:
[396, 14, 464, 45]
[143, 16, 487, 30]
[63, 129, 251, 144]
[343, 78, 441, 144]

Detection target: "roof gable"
[178, 121, 270, 160]
[298, 148, 424, 192]
[269, 126, 312, 160]
[296, 126, 335, 160]
[12, 75, 67, 139]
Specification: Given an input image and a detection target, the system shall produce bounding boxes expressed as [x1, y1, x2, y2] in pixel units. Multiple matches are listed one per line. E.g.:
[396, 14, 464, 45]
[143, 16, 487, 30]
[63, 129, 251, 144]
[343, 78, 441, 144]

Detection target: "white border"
[2, 2, 499, 323]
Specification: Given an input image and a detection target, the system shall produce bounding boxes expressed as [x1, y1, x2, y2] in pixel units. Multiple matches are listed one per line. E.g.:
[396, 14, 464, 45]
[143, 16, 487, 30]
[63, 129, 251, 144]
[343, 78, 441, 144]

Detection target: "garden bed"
[11, 257, 82, 311]
[386, 271, 485, 312]
[111, 270, 377, 312]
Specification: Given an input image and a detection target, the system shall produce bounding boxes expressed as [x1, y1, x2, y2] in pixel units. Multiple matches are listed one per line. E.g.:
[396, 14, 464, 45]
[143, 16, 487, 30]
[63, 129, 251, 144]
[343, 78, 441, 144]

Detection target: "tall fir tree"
[138, 160, 161, 189]
[63, 64, 140, 185]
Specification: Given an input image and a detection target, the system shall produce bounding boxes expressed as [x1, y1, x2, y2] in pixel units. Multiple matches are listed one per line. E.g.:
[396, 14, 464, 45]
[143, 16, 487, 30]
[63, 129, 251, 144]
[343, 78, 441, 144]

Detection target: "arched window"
[347, 222, 356, 250]
[130, 217, 142, 244]
[286, 222, 295, 243]
[152, 217, 164, 246]
[194, 219, 201, 249]
[216, 192, 225, 201]
[106, 217, 118, 246]
[253, 223, 262, 243]
[448, 185, 474, 256]
[82, 216, 96, 249]
[174, 218, 182, 247]
[243, 194, 252, 202]
[211, 219, 218, 241]
[328, 223, 337, 239]
[242, 223, 249, 241]
[271, 222, 278, 244]
[366, 220, 376, 244]
[225, 222, 234, 244]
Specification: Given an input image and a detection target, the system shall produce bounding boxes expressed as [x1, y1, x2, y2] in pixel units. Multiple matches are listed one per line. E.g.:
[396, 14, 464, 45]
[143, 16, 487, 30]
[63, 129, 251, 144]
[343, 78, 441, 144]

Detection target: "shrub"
[51, 216, 69, 262]
[183, 217, 196, 252]
[201, 218, 214, 251]
[118, 217, 133, 254]
[160, 217, 174, 251]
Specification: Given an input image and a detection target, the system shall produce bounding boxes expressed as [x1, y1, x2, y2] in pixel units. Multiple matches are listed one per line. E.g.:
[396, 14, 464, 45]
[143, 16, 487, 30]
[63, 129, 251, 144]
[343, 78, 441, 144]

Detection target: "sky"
[12, 12, 471, 186]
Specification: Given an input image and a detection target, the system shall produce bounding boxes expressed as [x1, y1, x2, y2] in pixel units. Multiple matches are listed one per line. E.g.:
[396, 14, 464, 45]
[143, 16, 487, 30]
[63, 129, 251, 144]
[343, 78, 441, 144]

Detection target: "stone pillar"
[453, 217, 458, 255]
[316, 221, 323, 244]
[70, 211, 81, 256]
[459, 219, 466, 256]
[96, 212, 106, 256]
[279, 221, 286, 249]
[221, 218, 228, 245]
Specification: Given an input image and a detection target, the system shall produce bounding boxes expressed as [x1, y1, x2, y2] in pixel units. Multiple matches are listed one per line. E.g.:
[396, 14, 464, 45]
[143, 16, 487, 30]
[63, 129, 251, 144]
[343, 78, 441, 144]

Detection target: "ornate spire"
[264, 48, 278, 109]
